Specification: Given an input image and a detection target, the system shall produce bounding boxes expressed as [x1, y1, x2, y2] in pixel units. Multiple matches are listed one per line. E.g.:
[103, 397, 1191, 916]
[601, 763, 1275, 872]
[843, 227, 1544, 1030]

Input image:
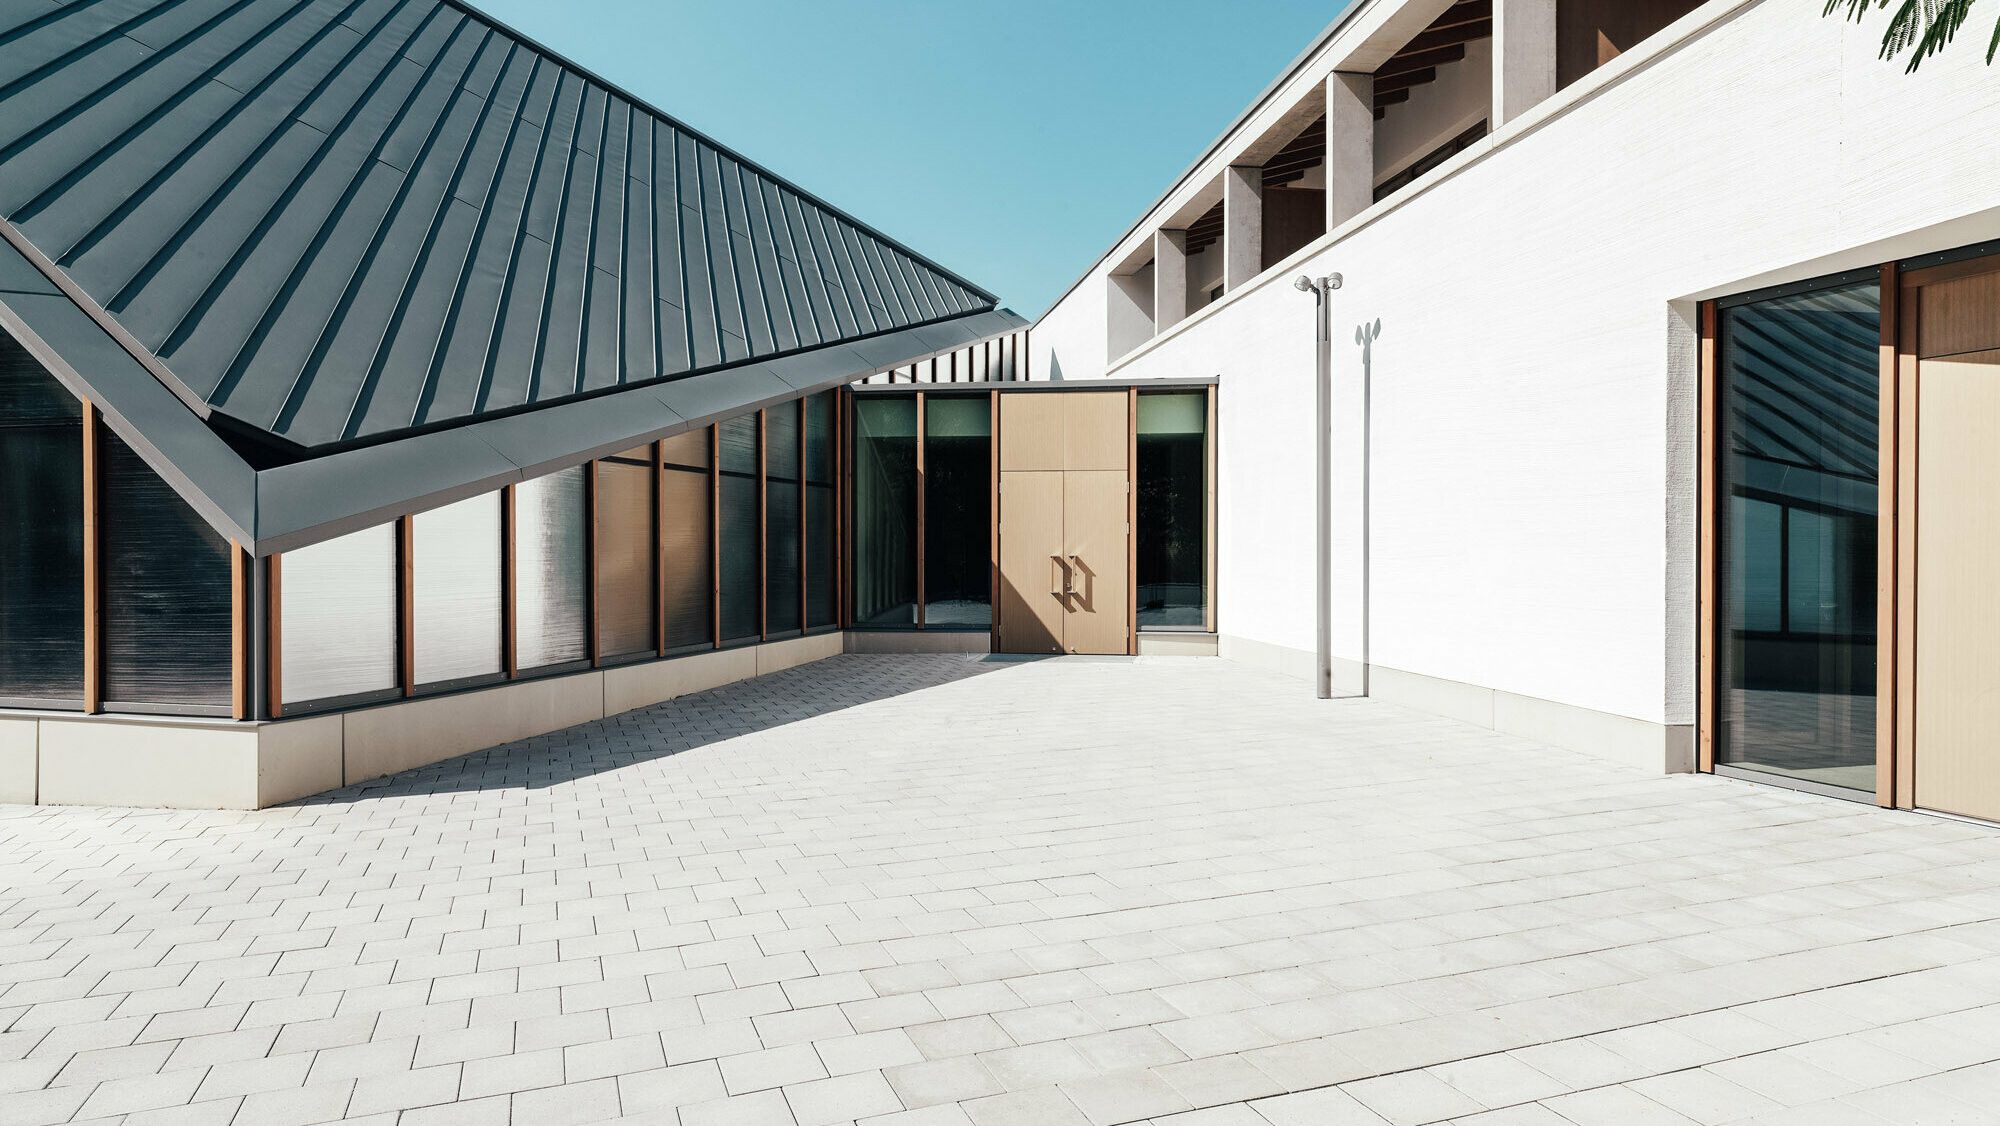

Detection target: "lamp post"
[1294, 273, 1342, 700]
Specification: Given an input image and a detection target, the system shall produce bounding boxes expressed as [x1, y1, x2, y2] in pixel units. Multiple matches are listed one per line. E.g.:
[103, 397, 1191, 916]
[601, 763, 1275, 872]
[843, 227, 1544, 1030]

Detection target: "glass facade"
[1716, 279, 1880, 793]
[597, 445, 658, 660]
[515, 467, 590, 671]
[413, 493, 502, 687]
[853, 394, 917, 627]
[0, 371, 829, 718]
[662, 430, 712, 650]
[0, 331, 83, 705]
[805, 392, 837, 628]
[766, 400, 803, 634]
[101, 433, 233, 709]
[1136, 392, 1208, 629]
[719, 415, 761, 642]
[282, 524, 399, 708]
[923, 394, 990, 627]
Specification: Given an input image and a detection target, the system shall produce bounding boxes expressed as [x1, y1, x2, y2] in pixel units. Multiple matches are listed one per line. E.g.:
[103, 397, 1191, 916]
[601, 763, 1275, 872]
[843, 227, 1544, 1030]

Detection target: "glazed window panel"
[852, 395, 916, 627]
[281, 524, 398, 707]
[1137, 391, 1207, 629]
[662, 459, 712, 650]
[0, 331, 83, 704]
[515, 467, 590, 671]
[597, 445, 657, 659]
[767, 401, 801, 634]
[1715, 279, 1880, 794]
[805, 392, 836, 628]
[923, 394, 990, 628]
[718, 415, 760, 642]
[412, 493, 502, 687]
[101, 432, 232, 708]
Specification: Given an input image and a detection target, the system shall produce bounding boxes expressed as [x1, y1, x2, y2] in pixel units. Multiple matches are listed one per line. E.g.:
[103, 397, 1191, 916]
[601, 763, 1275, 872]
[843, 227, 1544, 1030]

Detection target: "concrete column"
[1154, 229, 1188, 333]
[1223, 165, 1262, 292]
[1492, 0, 1557, 128]
[1325, 71, 1373, 231]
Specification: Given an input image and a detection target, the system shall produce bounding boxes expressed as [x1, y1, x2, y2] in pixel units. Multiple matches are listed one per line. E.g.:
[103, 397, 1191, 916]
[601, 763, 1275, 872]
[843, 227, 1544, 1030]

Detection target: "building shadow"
[287, 652, 1045, 804]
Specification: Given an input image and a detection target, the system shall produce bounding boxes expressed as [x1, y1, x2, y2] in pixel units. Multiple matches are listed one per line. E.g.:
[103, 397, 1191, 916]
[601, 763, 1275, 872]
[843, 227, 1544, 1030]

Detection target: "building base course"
[7, 633, 846, 811]
[1220, 634, 1693, 776]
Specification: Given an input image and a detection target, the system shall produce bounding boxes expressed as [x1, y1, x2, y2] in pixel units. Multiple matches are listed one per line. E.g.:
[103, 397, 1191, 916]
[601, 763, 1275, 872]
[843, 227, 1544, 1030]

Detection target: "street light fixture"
[1296, 273, 1342, 701]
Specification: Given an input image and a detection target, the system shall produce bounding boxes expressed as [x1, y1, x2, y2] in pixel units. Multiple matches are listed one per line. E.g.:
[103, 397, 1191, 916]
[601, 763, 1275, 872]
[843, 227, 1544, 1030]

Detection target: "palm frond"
[1825, 0, 1996, 71]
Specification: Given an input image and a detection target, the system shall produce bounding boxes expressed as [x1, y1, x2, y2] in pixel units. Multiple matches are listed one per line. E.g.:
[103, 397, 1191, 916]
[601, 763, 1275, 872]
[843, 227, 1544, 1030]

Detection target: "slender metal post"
[1299, 272, 1342, 700]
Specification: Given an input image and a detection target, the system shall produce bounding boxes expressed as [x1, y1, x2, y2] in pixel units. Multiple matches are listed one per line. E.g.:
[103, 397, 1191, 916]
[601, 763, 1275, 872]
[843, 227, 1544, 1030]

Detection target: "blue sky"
[474, 0, 1352, 318]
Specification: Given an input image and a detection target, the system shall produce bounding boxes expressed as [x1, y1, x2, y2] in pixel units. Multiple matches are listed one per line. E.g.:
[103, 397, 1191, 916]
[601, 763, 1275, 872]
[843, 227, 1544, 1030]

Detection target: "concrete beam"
[1224, 166, 1263, 292]
[1325, 71, 1374, 230]
[1493, 0, 1558, 128]
[1154, 230, 1189, 333]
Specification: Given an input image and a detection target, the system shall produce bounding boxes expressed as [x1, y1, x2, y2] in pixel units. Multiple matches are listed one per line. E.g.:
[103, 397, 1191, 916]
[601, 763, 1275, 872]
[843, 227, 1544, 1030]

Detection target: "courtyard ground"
[3, 654, 1999, 1126]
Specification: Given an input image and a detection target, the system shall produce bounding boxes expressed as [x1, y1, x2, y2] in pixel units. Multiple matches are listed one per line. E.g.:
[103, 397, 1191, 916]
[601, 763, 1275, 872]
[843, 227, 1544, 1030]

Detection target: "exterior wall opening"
[1714, 277, 1881, 796]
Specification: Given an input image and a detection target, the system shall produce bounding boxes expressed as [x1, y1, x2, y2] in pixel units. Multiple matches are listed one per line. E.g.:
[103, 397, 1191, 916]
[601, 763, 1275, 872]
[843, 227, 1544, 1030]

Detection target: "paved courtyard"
[4, 655, 2000, 1126]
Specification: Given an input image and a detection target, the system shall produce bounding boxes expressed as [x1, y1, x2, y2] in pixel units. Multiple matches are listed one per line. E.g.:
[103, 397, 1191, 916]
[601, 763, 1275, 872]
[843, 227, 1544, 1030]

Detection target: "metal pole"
[1304, 273, 1342, 700]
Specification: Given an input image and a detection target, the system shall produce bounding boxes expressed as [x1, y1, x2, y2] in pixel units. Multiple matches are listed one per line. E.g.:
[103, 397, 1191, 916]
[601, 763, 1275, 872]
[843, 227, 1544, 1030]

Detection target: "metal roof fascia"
[253, 427, 524, 555]
[248, 308, 1026, 554]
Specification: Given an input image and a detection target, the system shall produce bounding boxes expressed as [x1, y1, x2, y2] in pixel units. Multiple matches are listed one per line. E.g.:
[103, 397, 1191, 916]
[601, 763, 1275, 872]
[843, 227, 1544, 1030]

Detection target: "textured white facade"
[1031, 0, 2000, 767]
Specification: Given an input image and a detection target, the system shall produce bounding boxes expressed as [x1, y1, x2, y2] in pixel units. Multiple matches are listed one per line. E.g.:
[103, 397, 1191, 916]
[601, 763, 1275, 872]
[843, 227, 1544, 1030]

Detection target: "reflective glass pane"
[597, 445, 657, 658]
[853, 395, 916, 627]
[805, 391, 834, 485]
[282, 524, 397, 706]
[807, 484, 834, 628]
[1717, 280, 1879, 793]
[1137, 392, 1207, 629]
[663, 466, 712, 649]
[662, 428, 707, 470]
[719, 414, 758, 476]
[413, 493, 501, 686]
[0, 332, 82, 703]
[516, 467, 589, 670]
[720, 473, 759, 642]
[102, 432, 232, 707]
[924, 395, 989, 627]
[767, 399, 800, 480]
[767, 480, 801, 633]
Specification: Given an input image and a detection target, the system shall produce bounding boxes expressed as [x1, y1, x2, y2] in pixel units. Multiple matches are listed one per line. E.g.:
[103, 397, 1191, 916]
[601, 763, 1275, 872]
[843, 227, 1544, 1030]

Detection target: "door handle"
[1050, 554, 1068, 597]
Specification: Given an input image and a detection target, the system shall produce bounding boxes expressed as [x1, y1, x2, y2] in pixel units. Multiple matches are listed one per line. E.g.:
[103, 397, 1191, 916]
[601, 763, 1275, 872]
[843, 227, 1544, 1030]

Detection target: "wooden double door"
[995, 391, 1130, 654]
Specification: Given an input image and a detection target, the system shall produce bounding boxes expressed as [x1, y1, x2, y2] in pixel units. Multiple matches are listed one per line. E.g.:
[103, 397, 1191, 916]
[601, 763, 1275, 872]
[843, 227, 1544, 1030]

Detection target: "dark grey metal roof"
[0, 0, 997, 451]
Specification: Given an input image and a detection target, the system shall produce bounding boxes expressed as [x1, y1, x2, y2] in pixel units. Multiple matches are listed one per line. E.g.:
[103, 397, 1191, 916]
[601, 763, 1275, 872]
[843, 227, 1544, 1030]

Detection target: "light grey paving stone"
[720, 1043, 828, 1095]
[959, 1086, 1091, 1126]
[679, 1088, 799, 1126]
[511, 1075, 624, 1125]
[1541, 1084, 1705, 1125]
[10, 656, 2000, 1126]
[815, 1029, 924, 1075]
[1061, 1067, 1195, 1125]
[783, 1070, 903, 1126]
[1248, 1086, 1392, 1125]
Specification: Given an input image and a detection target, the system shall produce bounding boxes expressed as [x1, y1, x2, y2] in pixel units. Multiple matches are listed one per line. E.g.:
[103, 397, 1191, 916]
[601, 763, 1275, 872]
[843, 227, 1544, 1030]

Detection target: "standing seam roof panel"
[0, 0, 996, 451]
